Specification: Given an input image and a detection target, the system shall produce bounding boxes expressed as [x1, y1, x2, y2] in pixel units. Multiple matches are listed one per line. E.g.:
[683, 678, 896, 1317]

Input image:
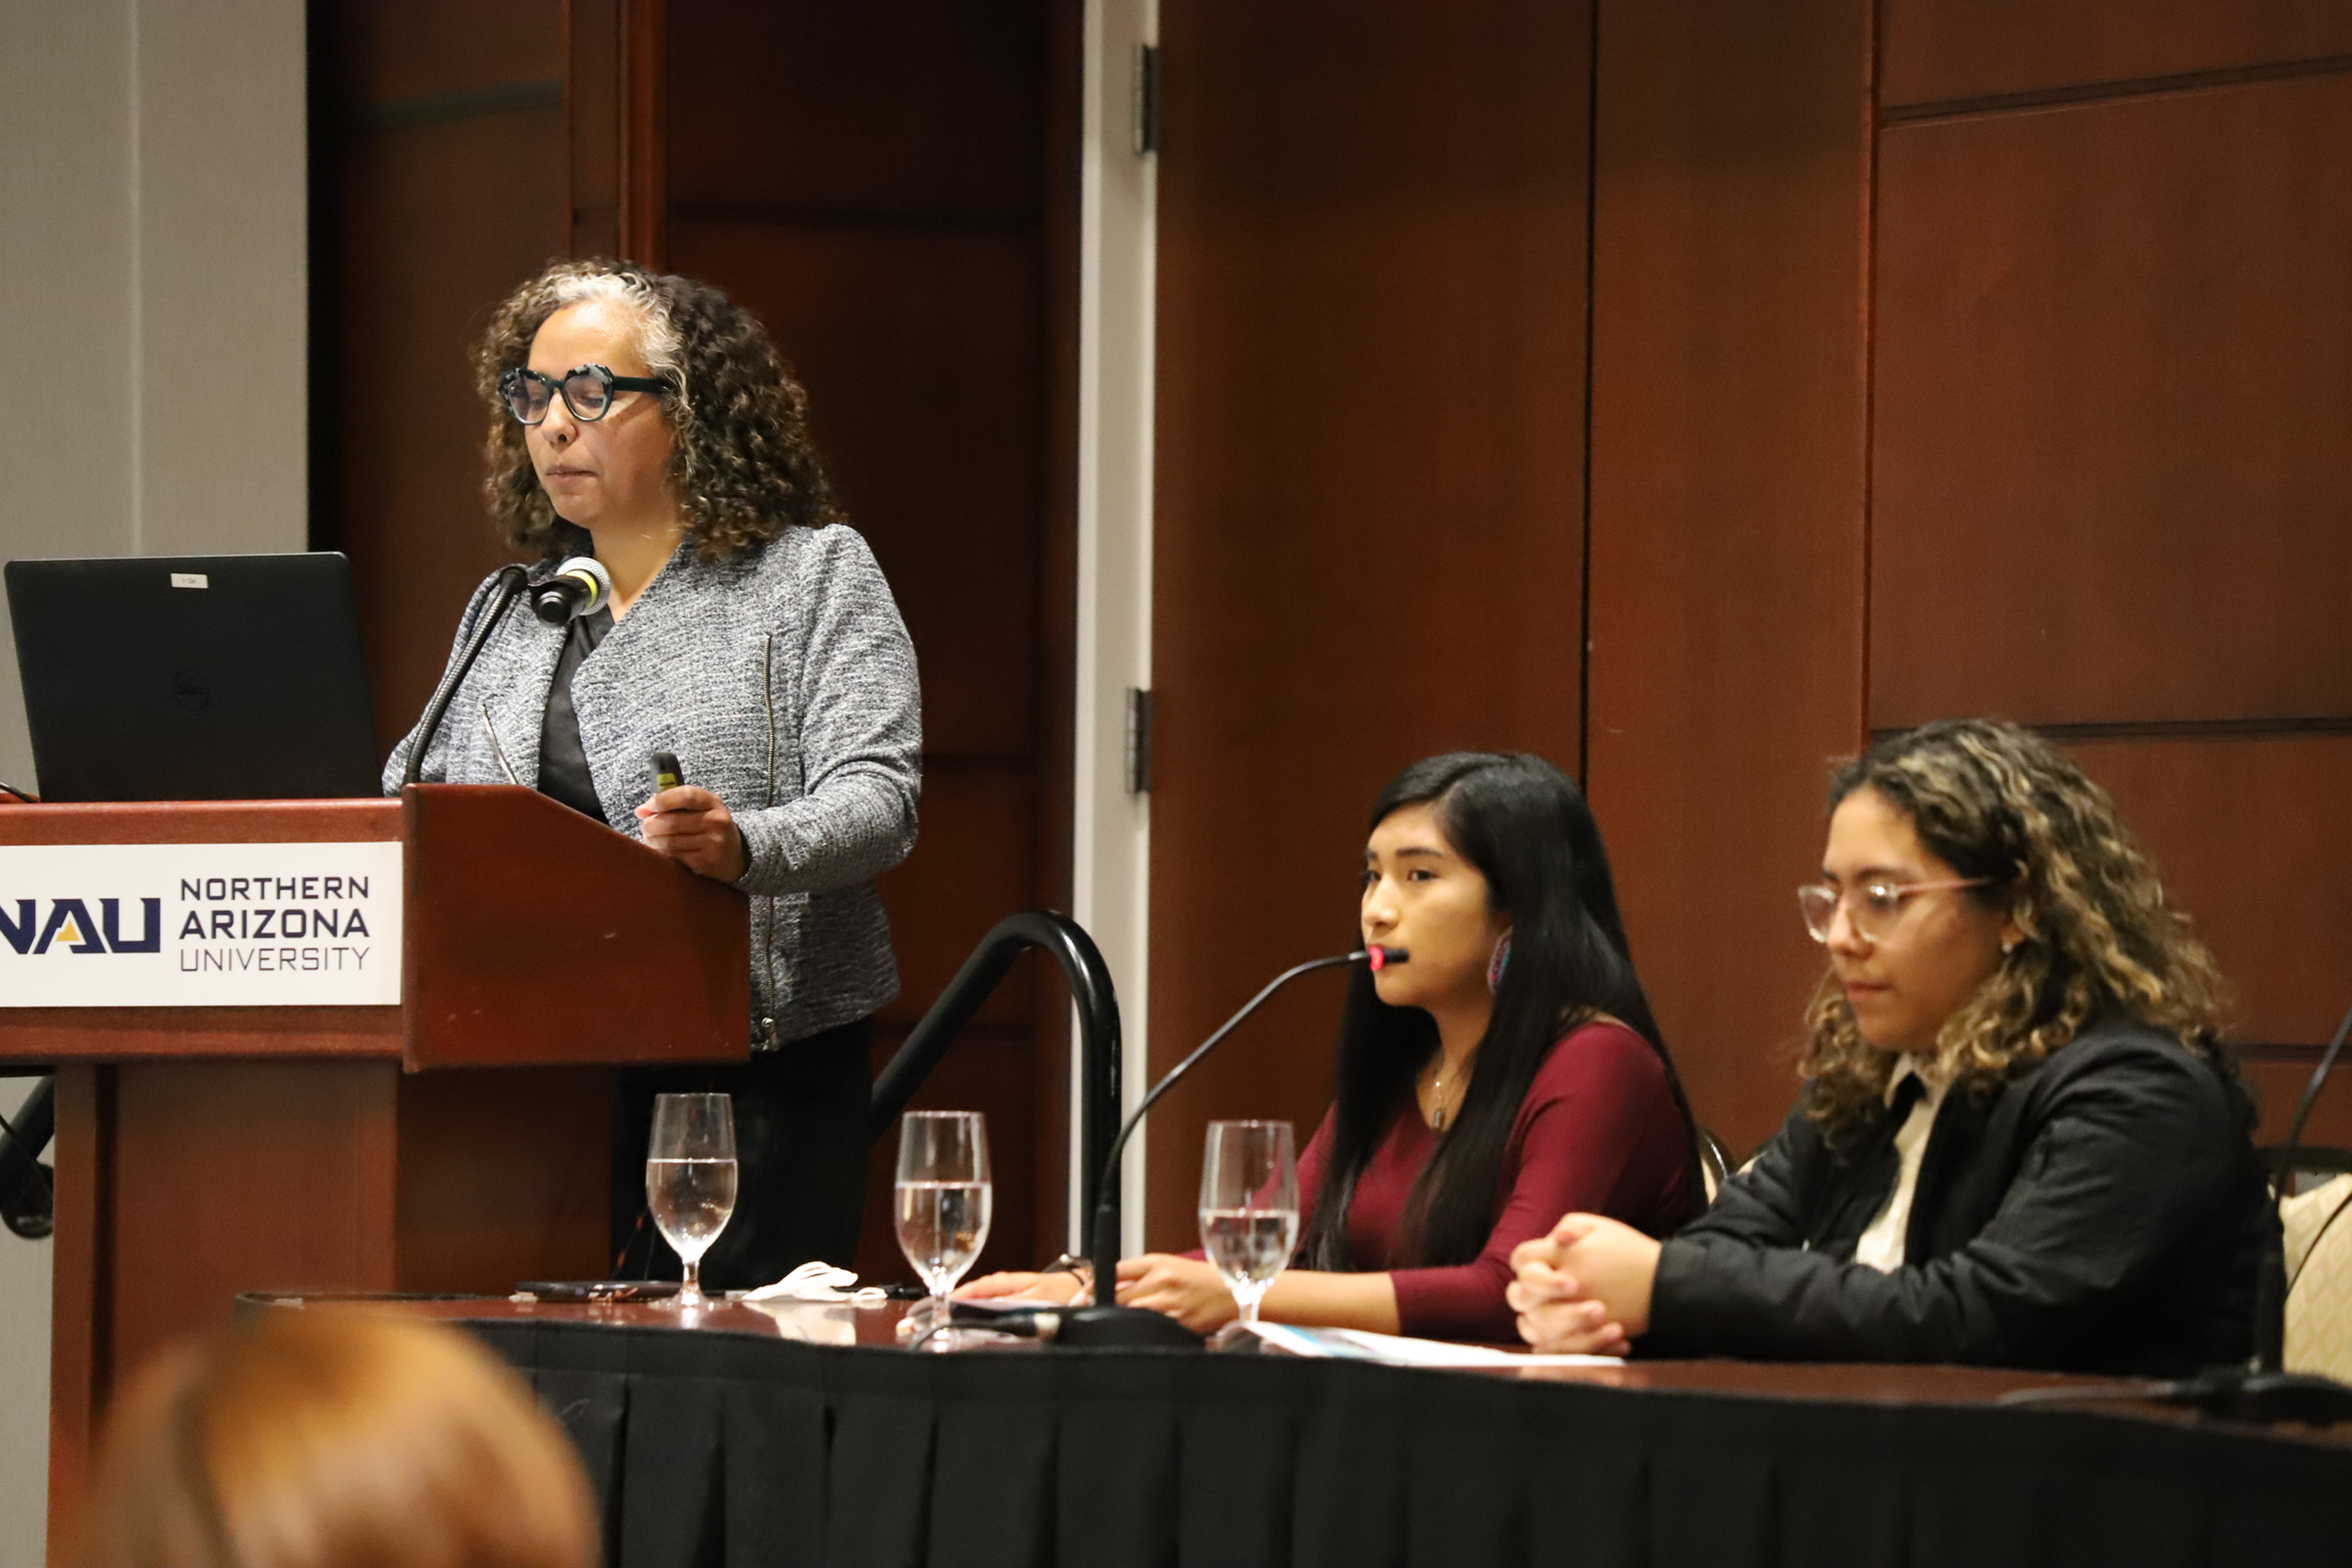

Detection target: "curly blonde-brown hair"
[472, 259, 842, 562]
[1799, 717, 2233, 1136]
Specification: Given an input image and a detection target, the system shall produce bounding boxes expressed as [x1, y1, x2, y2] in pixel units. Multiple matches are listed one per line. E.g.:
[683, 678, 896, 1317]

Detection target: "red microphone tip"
[1364, 946, 1407, 970]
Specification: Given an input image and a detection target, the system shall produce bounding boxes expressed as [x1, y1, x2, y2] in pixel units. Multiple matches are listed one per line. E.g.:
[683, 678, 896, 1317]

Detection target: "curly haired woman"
[1508, 718, 2272, 1374]
[383, 260, 920, 1289]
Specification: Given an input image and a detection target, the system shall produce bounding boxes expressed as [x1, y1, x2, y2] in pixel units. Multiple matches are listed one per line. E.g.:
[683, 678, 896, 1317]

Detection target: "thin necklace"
[1426, 1055, 1469, 1130]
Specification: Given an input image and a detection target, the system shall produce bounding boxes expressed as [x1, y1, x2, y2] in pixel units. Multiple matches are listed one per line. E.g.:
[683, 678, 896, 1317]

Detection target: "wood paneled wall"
[318, 0, 2352, 1278]
[316, 1, 1079, 1286]
[1871, 1, 2352, 1147]
[1151, 0, 2352, 1207]
[1583, 0, 2352, 1154]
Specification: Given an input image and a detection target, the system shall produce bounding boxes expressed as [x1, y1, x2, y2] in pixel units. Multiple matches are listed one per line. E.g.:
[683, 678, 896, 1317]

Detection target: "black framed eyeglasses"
[498, 364, 669, 425]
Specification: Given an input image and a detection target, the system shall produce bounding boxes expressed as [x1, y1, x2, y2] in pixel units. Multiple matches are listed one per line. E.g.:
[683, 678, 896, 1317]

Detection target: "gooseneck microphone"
[1049, 945, 1407, 1348]
[530, 556, 613, 624]
[402, 565, 528, 788]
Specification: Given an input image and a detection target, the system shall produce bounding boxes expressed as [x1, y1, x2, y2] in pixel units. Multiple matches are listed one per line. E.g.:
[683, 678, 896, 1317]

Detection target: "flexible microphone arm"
[868, 911, 1123, 1231]
[403, 565, 528, 787]
[1082, 946, 1405, 1331]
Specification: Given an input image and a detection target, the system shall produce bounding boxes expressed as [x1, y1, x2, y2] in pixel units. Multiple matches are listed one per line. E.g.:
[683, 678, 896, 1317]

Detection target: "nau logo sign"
[0, 841, 402, 1008]
[0, 898, 163, 955]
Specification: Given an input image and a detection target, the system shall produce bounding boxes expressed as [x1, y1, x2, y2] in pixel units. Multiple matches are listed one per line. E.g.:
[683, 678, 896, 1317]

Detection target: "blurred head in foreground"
[73, 1311, 596, 1568]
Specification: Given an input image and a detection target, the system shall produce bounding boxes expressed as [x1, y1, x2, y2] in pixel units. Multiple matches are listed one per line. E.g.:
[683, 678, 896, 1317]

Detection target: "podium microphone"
[1049, 944, 1407, 1348]
[530, 556, 613, 624]
[402, 565, 528, 788]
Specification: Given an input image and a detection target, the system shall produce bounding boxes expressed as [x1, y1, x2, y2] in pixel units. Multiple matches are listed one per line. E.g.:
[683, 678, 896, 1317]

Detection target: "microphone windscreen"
[531, 557, 615, 624]
[554, 556, 612, 613]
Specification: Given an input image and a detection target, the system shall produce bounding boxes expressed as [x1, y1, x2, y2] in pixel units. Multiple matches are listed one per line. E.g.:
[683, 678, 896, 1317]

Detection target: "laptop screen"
[5, 553, 380, 803]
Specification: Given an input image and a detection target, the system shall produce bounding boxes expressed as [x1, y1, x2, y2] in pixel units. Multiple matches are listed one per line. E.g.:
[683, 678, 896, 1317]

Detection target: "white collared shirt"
[1853, 1056, 1948, 1273]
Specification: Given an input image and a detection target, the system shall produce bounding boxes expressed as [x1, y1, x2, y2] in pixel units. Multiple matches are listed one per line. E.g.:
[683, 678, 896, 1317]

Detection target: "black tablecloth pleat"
[461, 1319, 2352, 1568]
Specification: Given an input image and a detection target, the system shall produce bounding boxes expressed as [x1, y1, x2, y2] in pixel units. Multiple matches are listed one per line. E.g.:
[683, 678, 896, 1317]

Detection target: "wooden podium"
[0, 785, 749, 1538]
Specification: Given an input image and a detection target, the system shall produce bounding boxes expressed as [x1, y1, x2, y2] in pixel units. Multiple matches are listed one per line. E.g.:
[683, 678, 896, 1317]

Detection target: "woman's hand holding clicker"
[1113, 1254, 1240, 1334]
[635, 786, 747, 881]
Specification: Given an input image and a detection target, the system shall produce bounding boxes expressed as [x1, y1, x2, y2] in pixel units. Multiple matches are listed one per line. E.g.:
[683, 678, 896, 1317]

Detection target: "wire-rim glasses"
[1797, 877, 1992, 944]
[499, 363, 669, 425]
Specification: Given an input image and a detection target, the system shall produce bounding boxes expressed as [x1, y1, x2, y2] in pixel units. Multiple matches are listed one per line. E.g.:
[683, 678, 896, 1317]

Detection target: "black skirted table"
[260, 1297, 2352, 1568]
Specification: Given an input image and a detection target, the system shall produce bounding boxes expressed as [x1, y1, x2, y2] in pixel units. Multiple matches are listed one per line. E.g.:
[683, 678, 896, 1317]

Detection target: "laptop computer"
[5, 552, 380, 803]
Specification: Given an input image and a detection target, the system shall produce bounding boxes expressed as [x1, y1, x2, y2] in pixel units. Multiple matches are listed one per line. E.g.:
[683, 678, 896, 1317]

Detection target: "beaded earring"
[1486, 933, 1512, 995]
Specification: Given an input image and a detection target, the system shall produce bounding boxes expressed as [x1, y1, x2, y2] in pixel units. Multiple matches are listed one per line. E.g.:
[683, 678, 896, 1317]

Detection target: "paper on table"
[1244, 1322, 1621, 1367]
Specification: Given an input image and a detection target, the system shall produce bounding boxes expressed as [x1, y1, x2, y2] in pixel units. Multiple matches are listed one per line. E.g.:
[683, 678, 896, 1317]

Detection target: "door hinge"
[1133, 44, 1160, 156]
[1124, 687, 1153, 795]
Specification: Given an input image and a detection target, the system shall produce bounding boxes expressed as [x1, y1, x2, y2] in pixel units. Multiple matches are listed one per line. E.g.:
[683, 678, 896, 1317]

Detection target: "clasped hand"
[956, 1254, 1242, 1334]
[1505, 1213, 1662, 1356]
[634, 786, 747, 881]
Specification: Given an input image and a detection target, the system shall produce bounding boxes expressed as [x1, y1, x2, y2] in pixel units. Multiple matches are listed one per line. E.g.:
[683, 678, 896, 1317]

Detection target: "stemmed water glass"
[895, 1110, 993, 1345]
[646, 1092, 737, 1309]
[1199, 1119, 1298, 1329]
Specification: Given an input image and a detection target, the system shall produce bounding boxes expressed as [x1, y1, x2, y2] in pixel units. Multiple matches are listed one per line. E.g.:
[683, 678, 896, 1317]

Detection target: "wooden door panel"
[665, 0, 1044, 223]
[1872, 74, 2352, 728]
[330, 0, 561, 105]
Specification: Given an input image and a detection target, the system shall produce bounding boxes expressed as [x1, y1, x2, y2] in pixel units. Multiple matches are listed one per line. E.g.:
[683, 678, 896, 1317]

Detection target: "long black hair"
[1299, 752, 1703, 1269]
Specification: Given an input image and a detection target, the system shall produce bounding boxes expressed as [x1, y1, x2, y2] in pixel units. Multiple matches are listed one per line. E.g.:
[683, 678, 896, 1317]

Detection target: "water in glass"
[646, 1093, 736, 1308]
[894, 1110, 992, 1338]
[1199, 1120, 1298, 1327]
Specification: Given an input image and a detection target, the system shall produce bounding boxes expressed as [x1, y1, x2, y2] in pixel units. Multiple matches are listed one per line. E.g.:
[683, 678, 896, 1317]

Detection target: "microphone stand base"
[1052, 1305, 1204, 1350]
[2154, 1367, 2352, 1426]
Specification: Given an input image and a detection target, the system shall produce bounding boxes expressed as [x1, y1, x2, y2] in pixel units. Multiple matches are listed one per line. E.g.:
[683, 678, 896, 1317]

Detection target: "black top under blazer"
[1646, 1022, 2274, 1376]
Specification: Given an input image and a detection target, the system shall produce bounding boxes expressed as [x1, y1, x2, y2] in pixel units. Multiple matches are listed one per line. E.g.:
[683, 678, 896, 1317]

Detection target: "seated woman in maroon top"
[961, 751, 1700, 1341]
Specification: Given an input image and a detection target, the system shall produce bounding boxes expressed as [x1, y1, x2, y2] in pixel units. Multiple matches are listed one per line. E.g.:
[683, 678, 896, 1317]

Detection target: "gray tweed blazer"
[383, 524, 921, 1047]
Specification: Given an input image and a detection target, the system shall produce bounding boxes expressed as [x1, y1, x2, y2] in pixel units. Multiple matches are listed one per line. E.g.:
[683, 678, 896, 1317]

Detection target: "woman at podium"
[382, 260, 921, 1290]
[962, 752, 1704, 1340]
[1509, 718, 2271, 1374]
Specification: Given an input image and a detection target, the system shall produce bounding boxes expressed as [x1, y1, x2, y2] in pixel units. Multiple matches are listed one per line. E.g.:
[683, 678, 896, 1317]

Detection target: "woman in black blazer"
[1509, 717, 2272, 1375]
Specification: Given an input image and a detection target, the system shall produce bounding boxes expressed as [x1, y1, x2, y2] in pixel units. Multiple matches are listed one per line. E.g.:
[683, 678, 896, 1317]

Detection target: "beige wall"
[0, 0, 306, 1555]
